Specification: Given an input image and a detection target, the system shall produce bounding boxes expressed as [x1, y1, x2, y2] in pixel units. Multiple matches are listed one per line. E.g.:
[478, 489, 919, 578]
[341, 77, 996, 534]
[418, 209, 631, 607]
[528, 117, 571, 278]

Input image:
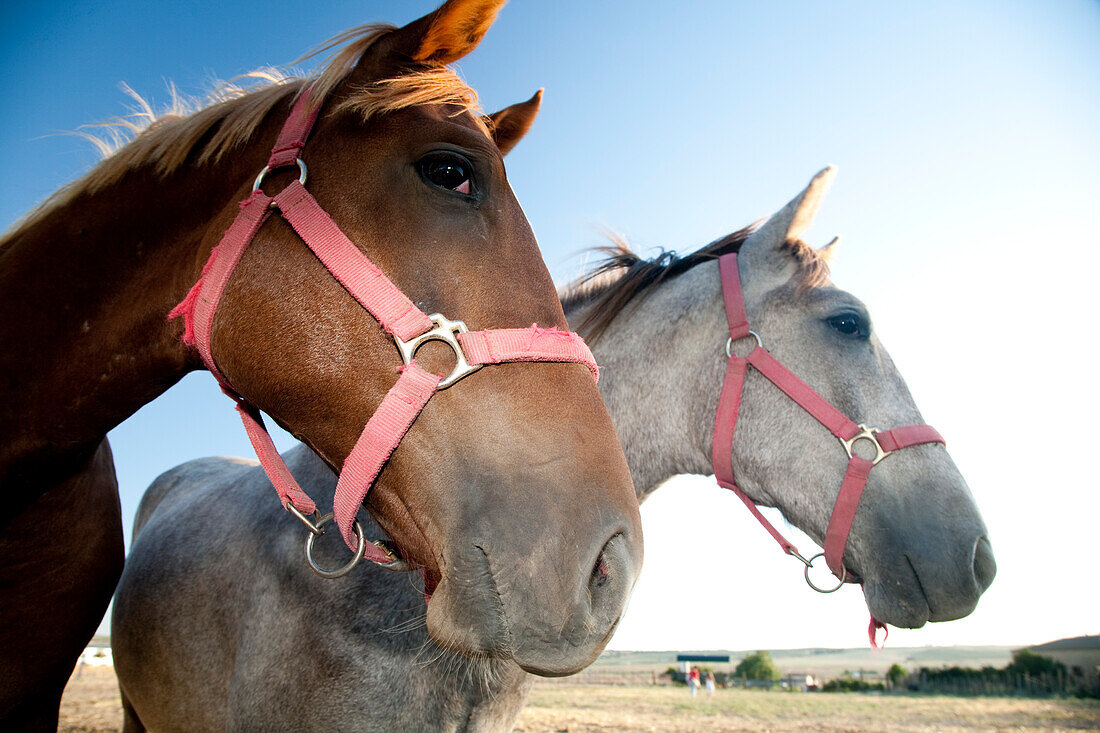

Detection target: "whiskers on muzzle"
[411, 627, 518, 699]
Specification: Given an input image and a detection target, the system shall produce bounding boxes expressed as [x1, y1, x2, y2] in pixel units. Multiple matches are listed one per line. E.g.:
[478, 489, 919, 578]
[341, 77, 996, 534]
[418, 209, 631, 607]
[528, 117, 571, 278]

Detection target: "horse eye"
[419, 153, 473, 195]
[826, 313, 869, 339]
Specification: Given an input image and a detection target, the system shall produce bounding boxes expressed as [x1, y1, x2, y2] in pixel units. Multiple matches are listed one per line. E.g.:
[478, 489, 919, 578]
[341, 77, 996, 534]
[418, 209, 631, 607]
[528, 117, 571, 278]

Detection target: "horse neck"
[0, 142, 263, 498]
[564, 263, 726, 501]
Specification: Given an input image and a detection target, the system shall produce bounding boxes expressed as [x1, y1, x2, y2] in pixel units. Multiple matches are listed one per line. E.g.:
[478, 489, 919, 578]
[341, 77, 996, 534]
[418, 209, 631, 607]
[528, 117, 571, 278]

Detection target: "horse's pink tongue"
[868, 615, 889, 649]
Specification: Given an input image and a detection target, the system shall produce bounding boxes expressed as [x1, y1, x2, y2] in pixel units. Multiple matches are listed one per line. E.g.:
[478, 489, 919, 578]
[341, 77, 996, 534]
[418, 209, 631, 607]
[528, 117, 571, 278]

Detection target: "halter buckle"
[393, 313, 483, 389]
[285, 499, 325, 536]
[840, 424, 890, 465]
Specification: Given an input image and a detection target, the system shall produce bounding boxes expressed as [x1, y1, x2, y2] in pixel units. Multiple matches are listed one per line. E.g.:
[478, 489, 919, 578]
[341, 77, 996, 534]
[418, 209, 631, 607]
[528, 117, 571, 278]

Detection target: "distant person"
[705, 671, 716, 696]
[688, 666, 701, 698]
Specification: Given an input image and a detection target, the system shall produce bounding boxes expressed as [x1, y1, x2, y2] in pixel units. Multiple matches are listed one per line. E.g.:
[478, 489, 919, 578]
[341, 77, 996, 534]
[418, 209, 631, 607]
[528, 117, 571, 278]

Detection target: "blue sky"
[3, 1, 1098, 650]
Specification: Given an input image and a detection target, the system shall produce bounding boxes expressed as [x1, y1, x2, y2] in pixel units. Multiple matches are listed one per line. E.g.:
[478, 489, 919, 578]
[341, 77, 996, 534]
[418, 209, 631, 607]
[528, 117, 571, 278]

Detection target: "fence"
[535, 670, 669, 686]
[902, 669, 1099, 698]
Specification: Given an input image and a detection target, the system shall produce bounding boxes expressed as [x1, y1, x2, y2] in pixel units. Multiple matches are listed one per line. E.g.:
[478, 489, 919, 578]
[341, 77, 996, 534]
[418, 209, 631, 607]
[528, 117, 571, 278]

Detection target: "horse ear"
[819, 235, 841, 262]
[383, 0, 508, 66]
[739, 166, 837, 285]
[486, 89, 542, 155]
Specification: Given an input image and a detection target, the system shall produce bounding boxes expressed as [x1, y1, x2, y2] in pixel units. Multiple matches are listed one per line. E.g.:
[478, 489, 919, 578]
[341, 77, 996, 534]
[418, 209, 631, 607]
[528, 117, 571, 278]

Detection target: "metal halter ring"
[304, 512, 366, 579]
[840, 424, 890, 465]
[393, 313, 483, 389]
[726, 330, 763, 358]
[802, 552, 847, 594]
[252, 157, 308, 194]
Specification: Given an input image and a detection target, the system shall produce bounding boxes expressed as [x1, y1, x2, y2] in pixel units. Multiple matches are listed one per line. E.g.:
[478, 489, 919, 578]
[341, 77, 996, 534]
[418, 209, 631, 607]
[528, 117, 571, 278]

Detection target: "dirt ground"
[60, 667, 1100, 732]
[58, 667, 122, 733]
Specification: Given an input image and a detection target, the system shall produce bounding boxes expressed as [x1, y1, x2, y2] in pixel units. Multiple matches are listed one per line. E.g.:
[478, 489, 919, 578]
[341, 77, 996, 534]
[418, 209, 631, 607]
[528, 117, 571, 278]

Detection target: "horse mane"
[4, 23, 484, 243]
[561, 226, 831, 341]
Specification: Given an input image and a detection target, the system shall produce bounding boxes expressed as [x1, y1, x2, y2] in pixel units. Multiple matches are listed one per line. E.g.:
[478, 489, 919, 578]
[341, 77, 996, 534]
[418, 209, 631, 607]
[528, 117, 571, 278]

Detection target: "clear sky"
[3, 1, 1098, 651]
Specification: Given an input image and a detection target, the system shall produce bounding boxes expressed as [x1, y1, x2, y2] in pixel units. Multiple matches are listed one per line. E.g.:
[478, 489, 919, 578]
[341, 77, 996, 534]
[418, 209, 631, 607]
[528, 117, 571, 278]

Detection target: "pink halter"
[710, 252, 943, 643]
[170, 89, 599, 569]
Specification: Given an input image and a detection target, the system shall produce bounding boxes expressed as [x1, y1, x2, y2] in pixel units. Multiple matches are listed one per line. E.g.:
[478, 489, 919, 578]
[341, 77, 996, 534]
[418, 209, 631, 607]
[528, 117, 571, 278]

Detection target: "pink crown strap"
[267, 89, 322, 169]
[718, 254, 751, 340]
[458, 327, 600, 381]
[273, 181, 433, 342]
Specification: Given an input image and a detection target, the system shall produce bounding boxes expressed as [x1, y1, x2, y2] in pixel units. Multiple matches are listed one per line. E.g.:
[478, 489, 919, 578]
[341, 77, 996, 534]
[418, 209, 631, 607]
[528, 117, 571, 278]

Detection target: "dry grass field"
[60, 667, 1100, 732]
[516, 684, 1100, 732]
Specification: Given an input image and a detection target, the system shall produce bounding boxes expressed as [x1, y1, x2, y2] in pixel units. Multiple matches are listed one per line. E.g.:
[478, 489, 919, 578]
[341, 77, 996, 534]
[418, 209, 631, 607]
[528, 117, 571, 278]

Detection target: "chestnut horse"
[0, 1, 642, 728]
[112, 168, 994, 731]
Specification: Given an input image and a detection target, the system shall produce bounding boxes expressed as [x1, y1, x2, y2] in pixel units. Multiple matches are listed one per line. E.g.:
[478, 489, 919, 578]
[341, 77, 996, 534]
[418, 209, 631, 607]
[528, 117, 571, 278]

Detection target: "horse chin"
[861, 576, 932, 629]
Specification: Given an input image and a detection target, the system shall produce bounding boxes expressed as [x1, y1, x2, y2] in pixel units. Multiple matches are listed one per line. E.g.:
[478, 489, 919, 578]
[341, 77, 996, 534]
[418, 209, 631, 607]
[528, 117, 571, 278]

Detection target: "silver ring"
[725, 330, 763, 358]
[304, 512, 366, 579]
[252, 157, 308, 193]
[803, 552, 847, 594]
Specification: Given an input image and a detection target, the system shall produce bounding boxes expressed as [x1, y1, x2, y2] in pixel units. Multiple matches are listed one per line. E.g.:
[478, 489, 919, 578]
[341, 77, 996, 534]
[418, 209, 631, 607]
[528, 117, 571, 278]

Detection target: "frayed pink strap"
[458, 326, 599, 381]
[236, 402, 318, 515]
[333, 363, 442, 549]
[169, 191, 274, 379]
[273, 181, 433, 342]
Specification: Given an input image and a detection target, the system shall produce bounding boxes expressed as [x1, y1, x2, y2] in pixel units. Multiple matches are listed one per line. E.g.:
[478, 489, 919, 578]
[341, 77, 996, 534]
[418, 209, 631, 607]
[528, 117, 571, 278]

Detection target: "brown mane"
[562, 226, 831, 341]
[4, 23, 484, 243]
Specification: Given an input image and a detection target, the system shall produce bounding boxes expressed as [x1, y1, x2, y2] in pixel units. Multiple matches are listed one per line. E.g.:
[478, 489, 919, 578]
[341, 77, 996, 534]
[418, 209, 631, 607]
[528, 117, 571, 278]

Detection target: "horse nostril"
[973, 536, 996, 592]
[588, 533, 629, 602]
[591, 557, 610, 590]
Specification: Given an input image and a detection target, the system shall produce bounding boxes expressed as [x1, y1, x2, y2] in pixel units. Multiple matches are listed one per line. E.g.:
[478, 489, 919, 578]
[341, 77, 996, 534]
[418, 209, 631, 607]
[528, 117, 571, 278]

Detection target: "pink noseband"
[170, 88, 598, 571]
[710, 253, 943, 642]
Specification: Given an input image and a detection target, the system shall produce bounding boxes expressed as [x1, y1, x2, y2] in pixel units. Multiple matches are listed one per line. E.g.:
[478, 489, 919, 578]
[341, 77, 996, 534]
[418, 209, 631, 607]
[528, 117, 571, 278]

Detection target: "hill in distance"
[593, 646, 1016, 679]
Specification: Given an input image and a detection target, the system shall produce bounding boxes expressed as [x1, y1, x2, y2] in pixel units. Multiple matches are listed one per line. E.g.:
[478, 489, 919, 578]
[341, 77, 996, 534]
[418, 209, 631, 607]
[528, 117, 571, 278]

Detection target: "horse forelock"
[779, 237, 833, 292]
[3, 22, 484, 244]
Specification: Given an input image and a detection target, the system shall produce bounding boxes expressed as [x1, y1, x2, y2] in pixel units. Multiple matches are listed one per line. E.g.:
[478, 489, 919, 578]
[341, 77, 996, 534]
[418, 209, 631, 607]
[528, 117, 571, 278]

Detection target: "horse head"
[720, 168, 995, 626]
[570, 168, 993, 630]
[187, 0, 641, 674]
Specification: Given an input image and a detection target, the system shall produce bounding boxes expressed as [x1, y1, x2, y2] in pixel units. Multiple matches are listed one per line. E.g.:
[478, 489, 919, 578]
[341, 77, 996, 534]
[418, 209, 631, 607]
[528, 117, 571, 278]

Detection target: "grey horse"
[112, 168, 995, 731]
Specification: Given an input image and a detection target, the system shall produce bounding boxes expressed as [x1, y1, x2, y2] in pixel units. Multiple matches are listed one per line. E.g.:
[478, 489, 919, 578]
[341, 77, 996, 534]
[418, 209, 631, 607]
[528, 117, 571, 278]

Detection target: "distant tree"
[733, 651, 781, 681]
[886, 663, 908, 687]
[1005, 650, 1065, 677]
